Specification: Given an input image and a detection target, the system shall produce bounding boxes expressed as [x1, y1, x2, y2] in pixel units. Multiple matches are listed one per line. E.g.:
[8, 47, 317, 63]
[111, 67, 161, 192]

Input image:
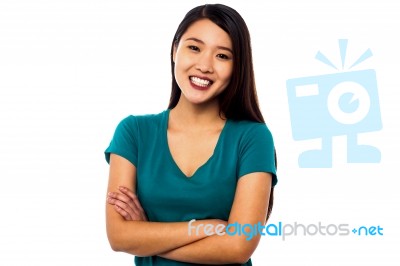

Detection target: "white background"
[1, 0, 399, 265]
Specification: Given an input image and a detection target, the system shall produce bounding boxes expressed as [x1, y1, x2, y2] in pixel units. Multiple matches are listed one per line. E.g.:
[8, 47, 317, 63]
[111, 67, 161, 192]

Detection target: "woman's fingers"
[107, 190, 145, 220]
[107, 186, 148, 221]
[119, 186, 148, 221]
[114, 205, 132, 220]
[119, 187, 145, 211]
[108, 195, 137, 218]
[108, 191, 132, 206]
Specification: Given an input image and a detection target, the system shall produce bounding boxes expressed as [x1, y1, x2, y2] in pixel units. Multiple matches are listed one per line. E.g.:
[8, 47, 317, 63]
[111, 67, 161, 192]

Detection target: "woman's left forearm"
[158, 233, 259, 264]
[159, 172, 272, 264]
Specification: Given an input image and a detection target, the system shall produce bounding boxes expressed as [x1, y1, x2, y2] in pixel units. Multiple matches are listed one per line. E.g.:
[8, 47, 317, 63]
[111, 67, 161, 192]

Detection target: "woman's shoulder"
[225, 119, 274, 147]
[228, 119, 272, 135]
[119, 109, 168, 126]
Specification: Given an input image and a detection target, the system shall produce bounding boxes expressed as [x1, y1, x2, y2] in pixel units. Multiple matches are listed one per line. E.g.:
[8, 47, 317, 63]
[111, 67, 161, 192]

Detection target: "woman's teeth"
[190, 76, 211, 87]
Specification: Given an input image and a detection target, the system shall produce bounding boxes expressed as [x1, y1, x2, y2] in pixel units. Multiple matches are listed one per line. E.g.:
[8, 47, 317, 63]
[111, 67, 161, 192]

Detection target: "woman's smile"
[189, 76, 214, 90]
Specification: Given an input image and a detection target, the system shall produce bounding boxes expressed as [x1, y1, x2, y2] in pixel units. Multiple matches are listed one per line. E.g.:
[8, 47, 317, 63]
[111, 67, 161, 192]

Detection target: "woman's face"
[173, 19, 233, 106]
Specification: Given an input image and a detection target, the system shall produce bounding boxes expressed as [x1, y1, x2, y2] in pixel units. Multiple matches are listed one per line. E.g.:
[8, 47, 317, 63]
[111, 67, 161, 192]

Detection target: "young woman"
[105, 4, 277, 265]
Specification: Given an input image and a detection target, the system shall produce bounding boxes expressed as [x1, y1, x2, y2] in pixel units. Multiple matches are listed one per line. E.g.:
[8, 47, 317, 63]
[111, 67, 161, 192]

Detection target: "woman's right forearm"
[105, 155, 221, 256]
[106, 217, 219, 257]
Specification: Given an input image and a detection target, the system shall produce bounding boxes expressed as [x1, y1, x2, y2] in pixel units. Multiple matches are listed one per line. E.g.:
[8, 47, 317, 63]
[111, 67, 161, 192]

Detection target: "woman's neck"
[169, 96, 225, 131]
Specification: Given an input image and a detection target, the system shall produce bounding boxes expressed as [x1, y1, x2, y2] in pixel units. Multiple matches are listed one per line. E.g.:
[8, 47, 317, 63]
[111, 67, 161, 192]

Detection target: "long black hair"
[168, 4, 275, 221]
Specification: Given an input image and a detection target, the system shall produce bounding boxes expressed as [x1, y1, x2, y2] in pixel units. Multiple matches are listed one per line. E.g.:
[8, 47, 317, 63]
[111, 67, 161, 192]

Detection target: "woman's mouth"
[189, 76, 213, 89]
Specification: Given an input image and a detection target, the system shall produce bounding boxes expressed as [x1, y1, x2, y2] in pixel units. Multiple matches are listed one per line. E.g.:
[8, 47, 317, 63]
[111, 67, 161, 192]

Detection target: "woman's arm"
[158, 172, 273, 264]
[106, 153, 223, 257]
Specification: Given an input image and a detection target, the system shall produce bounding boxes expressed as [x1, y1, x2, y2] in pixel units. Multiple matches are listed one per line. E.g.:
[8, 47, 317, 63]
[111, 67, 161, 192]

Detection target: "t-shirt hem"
[104, 148, 137, 167]
[238, 169, 278, 186]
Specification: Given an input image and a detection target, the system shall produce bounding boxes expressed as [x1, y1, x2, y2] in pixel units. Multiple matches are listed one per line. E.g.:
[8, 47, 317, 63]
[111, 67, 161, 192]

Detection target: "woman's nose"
[196, 53, 214, 73]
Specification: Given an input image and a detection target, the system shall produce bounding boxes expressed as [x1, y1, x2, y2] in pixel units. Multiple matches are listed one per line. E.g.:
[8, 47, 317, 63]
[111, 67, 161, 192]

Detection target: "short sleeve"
[104, 116, 138, 166]
[238, 123, 277, 186]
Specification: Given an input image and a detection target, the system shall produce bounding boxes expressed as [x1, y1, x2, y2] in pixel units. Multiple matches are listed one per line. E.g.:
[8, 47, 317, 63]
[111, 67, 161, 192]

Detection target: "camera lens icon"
[286, 69, 382, 167]
[327, 81, 371, 125]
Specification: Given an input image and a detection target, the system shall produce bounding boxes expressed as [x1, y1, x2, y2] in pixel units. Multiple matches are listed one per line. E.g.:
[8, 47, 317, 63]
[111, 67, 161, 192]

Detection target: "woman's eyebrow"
[184, 37, 233, 54]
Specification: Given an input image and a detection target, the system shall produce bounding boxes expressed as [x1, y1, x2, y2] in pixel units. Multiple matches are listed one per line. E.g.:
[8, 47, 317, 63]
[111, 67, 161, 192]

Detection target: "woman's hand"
[107, 186, 148, 221]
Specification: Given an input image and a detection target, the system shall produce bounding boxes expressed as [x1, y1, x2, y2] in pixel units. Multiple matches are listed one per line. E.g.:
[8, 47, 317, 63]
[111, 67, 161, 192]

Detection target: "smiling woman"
[104, 4, 277, 266]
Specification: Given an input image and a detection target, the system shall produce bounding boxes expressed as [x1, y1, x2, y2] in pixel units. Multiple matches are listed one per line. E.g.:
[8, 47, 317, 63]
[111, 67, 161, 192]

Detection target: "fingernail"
[119, 186, 125, 190]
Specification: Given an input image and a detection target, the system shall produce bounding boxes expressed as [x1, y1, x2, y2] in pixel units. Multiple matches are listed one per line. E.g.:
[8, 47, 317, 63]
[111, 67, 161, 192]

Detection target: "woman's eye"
[188, 45, 199, 51]
[217, 54, 230, 60]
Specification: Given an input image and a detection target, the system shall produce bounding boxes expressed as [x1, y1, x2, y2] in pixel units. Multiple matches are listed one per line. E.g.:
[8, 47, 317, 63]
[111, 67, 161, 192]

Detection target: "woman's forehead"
[181, 19, 232, 49]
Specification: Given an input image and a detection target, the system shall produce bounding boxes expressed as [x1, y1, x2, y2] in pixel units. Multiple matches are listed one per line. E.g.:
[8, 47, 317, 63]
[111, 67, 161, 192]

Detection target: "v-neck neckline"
[164, 109, 229, 179]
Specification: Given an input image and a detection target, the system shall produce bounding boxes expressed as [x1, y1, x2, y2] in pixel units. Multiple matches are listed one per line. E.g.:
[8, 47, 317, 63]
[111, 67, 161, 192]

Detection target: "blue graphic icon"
[286, 39, 382, 168]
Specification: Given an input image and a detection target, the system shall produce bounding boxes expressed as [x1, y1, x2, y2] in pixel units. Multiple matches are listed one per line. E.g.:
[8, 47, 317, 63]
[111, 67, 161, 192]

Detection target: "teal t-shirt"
[105, 109, 277, 266]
